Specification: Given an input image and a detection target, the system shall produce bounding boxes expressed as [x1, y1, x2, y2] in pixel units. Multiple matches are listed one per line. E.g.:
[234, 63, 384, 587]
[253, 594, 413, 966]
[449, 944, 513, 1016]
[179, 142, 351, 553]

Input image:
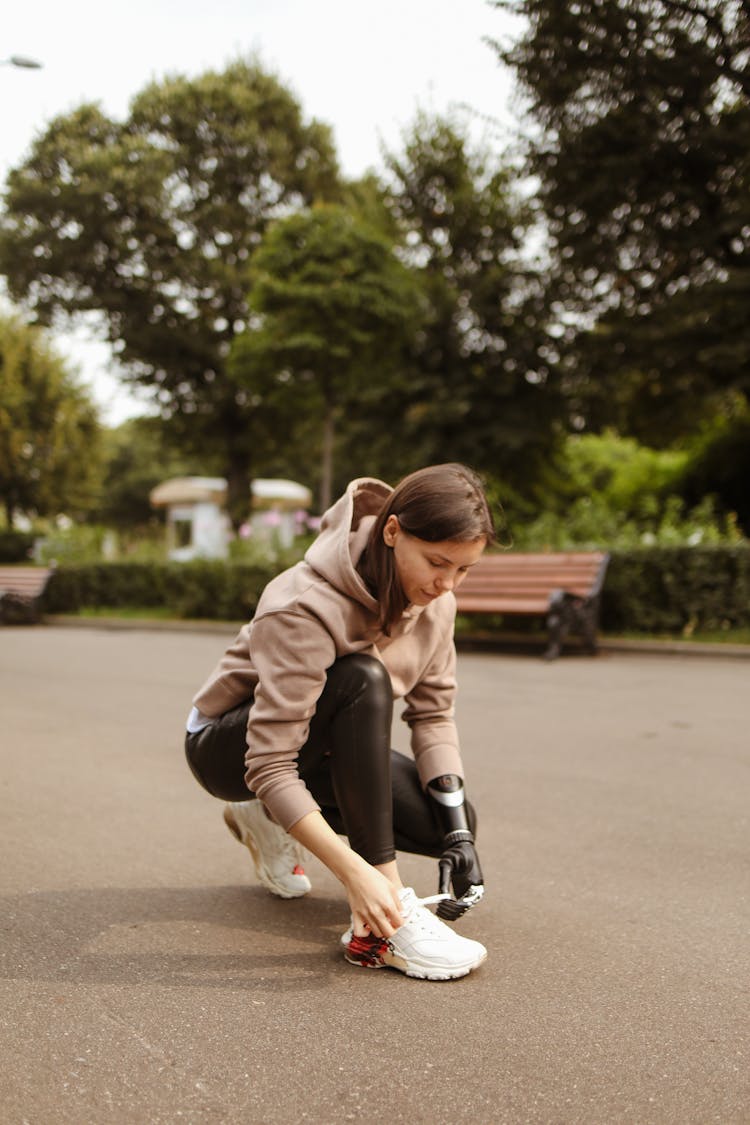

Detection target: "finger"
[438, 858, 452, 896]
[369, 895, 404, 939]
[352, 913, 371, 938]
[385, 898, 404, 934]
[371, 909, 399, 939]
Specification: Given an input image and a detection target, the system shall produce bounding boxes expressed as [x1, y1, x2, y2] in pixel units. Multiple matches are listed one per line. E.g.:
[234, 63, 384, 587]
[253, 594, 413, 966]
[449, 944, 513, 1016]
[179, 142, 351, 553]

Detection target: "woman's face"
[383, 515, 486, 607]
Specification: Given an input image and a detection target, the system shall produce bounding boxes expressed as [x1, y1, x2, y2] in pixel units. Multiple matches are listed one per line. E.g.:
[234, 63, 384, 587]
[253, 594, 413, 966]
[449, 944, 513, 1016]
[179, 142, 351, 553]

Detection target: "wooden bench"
[455, 551, 610, 659]
[0, 564, 57, 624]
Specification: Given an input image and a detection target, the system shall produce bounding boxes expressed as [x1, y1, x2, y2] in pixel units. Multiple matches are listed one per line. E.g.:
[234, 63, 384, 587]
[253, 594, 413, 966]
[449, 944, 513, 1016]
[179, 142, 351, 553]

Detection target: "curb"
[455, 630, 750, 660]
[599, 637, 750, 659]
[44, 614, 241, 636]
[42, 614, 750, 659]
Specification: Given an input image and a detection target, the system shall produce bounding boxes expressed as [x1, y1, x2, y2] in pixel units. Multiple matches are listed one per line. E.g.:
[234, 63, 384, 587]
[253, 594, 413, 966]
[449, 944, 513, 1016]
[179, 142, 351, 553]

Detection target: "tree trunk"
[225, 452, 252, 533]
[319, 405, 335, 513]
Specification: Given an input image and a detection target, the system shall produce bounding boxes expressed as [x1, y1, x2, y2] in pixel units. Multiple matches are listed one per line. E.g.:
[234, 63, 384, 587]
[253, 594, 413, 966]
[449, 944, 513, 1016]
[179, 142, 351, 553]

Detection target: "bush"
[165, 561, 273, 620]
[33, 524, 111, 564]
[0, 530, 35, 562]
[602, 546, 750, 634]
[510, 493, 742, 551]
[41, 560, 278, 621]
[40, 547, 750, 639]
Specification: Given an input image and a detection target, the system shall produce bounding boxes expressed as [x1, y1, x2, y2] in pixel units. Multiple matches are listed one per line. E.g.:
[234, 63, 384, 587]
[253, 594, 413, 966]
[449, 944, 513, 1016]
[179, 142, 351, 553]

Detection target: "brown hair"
[358, 463, 496, 634]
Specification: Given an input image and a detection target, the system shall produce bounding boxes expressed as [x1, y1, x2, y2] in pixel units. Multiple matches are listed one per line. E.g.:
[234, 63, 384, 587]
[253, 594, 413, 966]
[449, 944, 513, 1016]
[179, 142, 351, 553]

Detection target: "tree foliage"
[0, 315, 102, 524]
[381, 113, 565, 489]
[230, 204, 423, 508]
[493, 0, 750, 438]
[95, 416, 198, 530]
[0, 59, 341, 521]
[674, 401, 750, 535]
[508, 431, 741, 549]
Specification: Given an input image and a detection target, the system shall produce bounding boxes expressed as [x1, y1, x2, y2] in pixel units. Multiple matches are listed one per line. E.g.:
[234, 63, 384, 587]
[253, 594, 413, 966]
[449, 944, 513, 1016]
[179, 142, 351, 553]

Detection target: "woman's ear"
[383, 514, 400, 547]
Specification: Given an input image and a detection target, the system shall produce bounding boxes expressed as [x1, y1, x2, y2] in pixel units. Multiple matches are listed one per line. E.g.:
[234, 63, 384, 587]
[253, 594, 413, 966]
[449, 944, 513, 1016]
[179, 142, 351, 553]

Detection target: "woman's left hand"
[289, 810, 403, 936]
[342, 858, 404, 938]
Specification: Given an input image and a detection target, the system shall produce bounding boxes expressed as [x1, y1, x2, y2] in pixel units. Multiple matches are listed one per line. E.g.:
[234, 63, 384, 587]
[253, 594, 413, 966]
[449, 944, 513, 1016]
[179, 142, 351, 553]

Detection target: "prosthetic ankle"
[427, 774, 484, 919]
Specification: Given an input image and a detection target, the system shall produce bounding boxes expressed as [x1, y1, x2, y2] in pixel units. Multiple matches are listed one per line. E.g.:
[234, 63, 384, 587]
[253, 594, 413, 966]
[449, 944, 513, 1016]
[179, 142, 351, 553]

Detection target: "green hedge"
[601, 546, 750, 633]
[0, 531, 35, 563]
[39, 546, 750, 636]
[42, 561, 277, 621]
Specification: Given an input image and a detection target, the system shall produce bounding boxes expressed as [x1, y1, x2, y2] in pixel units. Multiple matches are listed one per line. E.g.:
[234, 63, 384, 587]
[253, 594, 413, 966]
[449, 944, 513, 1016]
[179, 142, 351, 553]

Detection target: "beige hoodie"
[192, 477, 464, 830]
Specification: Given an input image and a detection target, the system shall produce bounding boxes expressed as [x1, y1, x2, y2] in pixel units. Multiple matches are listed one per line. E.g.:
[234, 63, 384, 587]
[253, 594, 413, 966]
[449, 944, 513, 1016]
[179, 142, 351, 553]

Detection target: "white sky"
[2, 0, 524, 424]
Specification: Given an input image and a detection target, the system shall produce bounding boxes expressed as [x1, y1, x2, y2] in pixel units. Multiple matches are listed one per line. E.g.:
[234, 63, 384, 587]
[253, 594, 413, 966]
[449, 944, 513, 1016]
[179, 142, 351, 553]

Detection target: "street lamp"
[0, 55, 43, 69]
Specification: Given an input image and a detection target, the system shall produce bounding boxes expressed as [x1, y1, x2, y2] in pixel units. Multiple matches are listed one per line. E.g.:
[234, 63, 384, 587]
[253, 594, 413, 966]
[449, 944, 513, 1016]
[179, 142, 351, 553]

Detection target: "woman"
[185, 463, 494, 980]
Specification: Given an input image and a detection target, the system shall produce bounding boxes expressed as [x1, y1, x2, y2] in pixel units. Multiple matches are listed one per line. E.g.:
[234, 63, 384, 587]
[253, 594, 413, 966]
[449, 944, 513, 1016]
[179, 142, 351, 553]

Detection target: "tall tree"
[95, 416, 197, 530]
[0, 315, 102, 525]
[0, 59, 341, 524]
[230, 204, 423, 509]
[492, 0, 750, 440]
[381, 113, 565, 490]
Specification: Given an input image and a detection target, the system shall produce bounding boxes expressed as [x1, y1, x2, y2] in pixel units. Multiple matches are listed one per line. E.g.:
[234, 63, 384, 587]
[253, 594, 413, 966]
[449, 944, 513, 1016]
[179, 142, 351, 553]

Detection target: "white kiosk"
[149, 476, 312, 561]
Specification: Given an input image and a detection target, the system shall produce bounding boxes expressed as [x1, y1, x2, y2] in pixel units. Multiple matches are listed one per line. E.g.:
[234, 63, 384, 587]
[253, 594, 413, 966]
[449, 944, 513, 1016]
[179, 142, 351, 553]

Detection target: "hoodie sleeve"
[244, 608, 337, 830]
[400, 626, 465, 788]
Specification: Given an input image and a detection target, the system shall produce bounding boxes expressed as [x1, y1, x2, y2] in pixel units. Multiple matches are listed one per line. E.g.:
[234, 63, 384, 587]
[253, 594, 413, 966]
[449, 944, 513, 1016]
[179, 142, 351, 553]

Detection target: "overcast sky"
[3, 0, 524, 422]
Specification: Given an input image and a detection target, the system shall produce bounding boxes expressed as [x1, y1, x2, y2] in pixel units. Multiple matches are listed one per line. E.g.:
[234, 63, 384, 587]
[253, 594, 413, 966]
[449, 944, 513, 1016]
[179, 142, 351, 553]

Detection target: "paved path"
[1, 625, 747, 1124]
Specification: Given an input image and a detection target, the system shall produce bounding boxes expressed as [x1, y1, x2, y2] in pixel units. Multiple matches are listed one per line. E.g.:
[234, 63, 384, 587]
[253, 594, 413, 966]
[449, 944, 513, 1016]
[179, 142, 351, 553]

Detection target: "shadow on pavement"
[1, 884, 350, 993]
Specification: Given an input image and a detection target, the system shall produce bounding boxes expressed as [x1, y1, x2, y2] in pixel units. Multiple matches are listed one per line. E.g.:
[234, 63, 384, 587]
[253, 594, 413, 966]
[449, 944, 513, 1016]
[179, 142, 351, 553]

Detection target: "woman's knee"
[333, 652, 390, 686]
[325, 653, 392, 709]
[184, 706, 252, 802]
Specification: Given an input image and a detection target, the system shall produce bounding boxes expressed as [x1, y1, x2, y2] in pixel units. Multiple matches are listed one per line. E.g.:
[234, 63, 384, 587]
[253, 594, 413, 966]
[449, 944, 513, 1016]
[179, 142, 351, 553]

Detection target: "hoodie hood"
[304, 477, 391, 610]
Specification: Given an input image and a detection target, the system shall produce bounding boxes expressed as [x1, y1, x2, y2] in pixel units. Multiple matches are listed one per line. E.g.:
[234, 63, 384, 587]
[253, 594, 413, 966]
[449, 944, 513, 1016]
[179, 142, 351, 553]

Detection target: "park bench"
[0, 564, 57, 624]
[454, 551, 610, 660]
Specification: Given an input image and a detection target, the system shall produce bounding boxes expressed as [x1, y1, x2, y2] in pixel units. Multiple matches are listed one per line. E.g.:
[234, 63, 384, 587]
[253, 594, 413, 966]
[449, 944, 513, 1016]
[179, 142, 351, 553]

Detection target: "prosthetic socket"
[427, 774, 484, 920]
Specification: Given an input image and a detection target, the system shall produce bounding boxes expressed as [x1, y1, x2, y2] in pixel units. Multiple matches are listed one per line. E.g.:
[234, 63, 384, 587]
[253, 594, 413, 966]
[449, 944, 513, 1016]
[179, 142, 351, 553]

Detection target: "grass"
[70, 606, 179, 620]
[614, 627, 750, 646]
[455, 614, 750, 647]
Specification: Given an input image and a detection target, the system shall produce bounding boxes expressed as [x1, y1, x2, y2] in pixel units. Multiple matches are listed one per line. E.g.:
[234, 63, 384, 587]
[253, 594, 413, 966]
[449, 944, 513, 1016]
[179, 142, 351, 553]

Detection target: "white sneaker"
[342, 887, 487, 980]
[223, 801, 311, 899]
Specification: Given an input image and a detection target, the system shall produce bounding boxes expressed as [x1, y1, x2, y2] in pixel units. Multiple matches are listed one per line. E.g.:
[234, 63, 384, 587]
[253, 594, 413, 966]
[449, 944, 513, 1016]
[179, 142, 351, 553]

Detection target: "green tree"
[95, 416, 197, 530]
[381, 113, 565, 491]
[0, 315, 102, 524]
[674, 401, 750, 535]
[0, 59, 341, 525]
[492, 0, 750, 438]
[230, 204, 424, 509]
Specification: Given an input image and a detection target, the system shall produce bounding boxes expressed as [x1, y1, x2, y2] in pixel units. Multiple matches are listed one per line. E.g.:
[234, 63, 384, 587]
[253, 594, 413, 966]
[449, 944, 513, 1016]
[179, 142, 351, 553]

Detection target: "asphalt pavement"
[1, 624, 748, 1124]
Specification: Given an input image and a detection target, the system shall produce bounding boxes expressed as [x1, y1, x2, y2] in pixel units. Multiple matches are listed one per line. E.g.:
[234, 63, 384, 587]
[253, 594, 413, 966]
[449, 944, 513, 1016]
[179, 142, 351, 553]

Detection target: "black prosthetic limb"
[427, 774, 484, 920]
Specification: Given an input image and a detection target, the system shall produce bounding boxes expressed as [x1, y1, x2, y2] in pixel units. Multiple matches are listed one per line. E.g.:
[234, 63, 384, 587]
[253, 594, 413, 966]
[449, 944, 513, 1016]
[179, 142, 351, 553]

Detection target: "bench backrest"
[456, 551, 609, 602]
[0, 566, 55, 599]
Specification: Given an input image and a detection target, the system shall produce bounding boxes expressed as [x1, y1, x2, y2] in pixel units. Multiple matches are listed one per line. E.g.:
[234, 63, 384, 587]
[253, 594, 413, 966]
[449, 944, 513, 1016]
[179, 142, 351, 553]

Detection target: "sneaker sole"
[344, 938, 487, 981]
[223, 806, 310, 900]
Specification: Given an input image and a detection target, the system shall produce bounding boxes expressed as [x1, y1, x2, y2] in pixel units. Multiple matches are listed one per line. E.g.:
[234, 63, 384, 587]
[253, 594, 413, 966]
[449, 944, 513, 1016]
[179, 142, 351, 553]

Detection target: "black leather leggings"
[185, 653, 476, 866]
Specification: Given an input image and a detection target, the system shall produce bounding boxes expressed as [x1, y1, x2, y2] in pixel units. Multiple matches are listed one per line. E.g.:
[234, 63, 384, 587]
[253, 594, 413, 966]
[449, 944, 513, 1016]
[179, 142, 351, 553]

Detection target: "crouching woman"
[185, 463, 494, 980]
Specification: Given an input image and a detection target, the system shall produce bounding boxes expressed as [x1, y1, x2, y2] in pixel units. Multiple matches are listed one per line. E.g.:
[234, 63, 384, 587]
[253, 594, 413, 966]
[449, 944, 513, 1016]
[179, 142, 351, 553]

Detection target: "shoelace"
[399, 892, 452, 934]
[343, 891, 452, 948]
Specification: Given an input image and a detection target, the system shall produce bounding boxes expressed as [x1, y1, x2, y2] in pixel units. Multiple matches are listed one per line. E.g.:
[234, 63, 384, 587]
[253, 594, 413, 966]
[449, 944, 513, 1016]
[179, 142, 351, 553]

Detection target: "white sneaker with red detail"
[342, 886, 487, 980]
[223, 801, 311, 899]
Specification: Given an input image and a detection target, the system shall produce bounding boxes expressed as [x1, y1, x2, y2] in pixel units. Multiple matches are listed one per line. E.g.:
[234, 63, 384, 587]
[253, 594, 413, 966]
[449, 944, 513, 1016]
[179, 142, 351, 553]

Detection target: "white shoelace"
[399, 891, 452, 933]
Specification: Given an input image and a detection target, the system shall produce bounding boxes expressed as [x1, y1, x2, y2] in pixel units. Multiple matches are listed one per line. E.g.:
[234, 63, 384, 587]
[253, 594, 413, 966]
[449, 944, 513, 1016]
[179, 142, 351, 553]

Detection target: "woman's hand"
[289, 810, 403, 937]
[341, 859, 404, 938]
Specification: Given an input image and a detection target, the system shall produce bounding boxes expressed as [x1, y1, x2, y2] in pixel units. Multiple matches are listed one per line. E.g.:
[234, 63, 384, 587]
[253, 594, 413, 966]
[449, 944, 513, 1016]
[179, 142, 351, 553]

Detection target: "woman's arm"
[288, 811, 404, 938]
[402, 631, 464, 785]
